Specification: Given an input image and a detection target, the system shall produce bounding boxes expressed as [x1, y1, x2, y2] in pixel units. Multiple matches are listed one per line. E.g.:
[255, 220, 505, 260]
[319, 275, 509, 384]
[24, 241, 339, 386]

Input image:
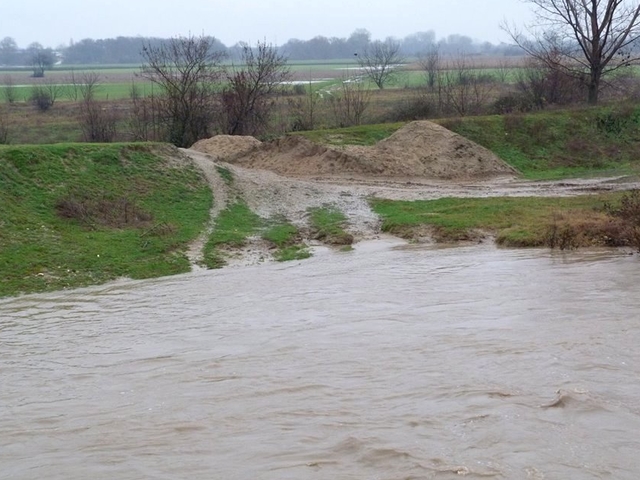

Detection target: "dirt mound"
[226, 135, 387, 176]
[190, 135, 262, 160]
[348, 120, 519, 178]
[222, 121, 518, 179]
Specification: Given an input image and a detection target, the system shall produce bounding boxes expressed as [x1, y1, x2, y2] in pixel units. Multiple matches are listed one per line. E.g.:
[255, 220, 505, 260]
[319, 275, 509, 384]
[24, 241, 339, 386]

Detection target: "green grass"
[0, 82, 155, 102]
[216, 165, 234, 184]
[202, 202, 263, 268]
[370, 194, 624, 247]
[262, 221, 310, 261]
[308, 206, 353, 245]
[262, 223, 298, 246]
[203, 207, 313, 266]
[0, 143, 212, 297]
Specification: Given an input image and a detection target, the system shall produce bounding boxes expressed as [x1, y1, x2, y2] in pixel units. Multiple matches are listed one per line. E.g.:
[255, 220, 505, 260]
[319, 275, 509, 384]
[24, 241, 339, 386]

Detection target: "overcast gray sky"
[3, 0, 533, 48]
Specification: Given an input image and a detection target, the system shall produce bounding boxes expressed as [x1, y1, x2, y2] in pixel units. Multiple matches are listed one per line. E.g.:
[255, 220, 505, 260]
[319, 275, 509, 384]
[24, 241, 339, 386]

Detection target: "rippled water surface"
[2, 243, 640, 479]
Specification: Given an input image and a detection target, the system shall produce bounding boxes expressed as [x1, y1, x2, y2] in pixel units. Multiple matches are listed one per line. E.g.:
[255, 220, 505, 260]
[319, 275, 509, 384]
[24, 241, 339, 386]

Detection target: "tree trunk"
[588, 73, 600, 105]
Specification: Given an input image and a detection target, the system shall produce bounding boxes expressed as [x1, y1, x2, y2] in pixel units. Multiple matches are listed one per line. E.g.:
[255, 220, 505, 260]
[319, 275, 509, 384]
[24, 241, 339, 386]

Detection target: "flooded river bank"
[1, 242, 639, 479]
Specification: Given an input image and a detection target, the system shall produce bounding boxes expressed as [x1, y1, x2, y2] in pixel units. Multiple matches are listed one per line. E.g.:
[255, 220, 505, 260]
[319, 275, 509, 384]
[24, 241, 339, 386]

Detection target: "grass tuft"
[202, 202, 263, 268]
[262, 220, 311, 262]
[216, 165, 234, 184]
[308, 206, 353, 245]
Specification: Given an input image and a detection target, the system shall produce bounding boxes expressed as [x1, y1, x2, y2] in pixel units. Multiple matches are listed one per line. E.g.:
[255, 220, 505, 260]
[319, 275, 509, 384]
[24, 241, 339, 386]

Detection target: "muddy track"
[181, 149, 231, 269]
[183, 148, 640, 268]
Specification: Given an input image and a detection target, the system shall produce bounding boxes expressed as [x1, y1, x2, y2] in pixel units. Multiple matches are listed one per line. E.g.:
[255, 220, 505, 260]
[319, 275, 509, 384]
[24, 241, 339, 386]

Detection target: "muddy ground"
[180, 146, 640, 268]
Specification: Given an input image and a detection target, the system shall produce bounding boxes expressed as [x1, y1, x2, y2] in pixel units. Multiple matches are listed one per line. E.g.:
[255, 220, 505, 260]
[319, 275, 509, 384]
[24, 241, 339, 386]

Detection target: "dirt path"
[180, 149, 230, 268]
[183, 148, 640, 269]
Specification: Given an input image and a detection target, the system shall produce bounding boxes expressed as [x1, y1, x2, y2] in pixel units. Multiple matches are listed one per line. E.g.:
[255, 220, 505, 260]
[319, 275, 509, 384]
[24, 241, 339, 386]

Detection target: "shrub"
[79, 100, 118, 142]
[29, 86, 53, 111]
[492, 93, 536, 114]
[595, 106, 640, 136]
[55, 192, 153, 228]
[292, 84, 306, 95]
[384, 94, 434, 122]
[604, 190, 640, 251]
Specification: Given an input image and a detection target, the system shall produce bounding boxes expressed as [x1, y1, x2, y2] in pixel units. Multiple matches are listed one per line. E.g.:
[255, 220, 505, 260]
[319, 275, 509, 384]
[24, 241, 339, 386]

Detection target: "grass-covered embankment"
[370, 192, 640, 249]
[0, 143, 212, 297]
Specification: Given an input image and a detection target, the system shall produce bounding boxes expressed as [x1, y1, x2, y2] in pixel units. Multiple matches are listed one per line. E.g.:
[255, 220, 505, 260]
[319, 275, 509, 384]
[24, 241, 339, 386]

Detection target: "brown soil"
[225, 121, 518, 179]
[190, 135, 262, 160]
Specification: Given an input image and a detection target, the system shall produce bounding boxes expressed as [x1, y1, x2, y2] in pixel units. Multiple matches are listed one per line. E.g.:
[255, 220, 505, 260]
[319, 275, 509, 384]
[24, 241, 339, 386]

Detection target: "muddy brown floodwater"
[1, 242, 640, 479]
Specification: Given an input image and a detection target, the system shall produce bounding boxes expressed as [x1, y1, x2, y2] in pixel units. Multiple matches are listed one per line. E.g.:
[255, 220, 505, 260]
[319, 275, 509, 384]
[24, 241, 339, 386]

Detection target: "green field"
[0, 82, 150, 101]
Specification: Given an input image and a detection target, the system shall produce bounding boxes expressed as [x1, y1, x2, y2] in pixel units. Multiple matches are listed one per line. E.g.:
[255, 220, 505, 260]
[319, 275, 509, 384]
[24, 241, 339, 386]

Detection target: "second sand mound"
[191, 135, 262, 160]
[228, 121, 518, 179]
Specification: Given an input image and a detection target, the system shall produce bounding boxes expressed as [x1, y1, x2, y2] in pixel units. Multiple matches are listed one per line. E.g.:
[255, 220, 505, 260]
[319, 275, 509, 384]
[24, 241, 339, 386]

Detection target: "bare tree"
[418, 45, 441, 90]
[327, 76, 372, 127]
[221, 41, 290, 136]
[28, 43, 55, 78]
[128, 82, 160, 141]
[287, 80, 320, 131]
[140, 35, 225, 147]
[78, 72, 102, 101]
[357, 38, 405, 89]
[79, 100, 118, 142]
[75, 72, 118, 142]
[505, 0, 640, 104]
[515, 56, 584, 108]
[63, 69, 80, 101]
[440, 55, 495, 116]
[43, 78, 63, 105]
[495, 57, 513, 83]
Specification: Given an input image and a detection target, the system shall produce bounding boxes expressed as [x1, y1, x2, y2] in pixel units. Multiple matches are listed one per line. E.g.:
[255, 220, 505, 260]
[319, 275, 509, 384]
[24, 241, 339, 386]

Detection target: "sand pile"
[190, 135, 262, 160]
[225, 135, 387, 176]
[346, 121, 519, 178]
[203, 121, 518, 179]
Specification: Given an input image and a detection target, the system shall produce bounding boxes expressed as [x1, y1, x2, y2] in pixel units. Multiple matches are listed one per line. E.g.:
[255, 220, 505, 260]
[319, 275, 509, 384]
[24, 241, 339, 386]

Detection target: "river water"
[1, 242, 639, 479]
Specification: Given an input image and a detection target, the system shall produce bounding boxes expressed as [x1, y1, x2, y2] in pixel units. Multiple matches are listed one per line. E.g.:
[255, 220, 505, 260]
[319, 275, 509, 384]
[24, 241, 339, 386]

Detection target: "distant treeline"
[280, 29, 522, 59]
[0, 29, 522, 66]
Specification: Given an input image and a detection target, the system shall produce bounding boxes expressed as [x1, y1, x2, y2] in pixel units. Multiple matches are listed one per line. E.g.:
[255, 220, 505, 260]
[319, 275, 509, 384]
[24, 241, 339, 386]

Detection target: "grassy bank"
[439, 106, 640, 179]
[370, 193, 638, 249]
[0, 143, 212, 297]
